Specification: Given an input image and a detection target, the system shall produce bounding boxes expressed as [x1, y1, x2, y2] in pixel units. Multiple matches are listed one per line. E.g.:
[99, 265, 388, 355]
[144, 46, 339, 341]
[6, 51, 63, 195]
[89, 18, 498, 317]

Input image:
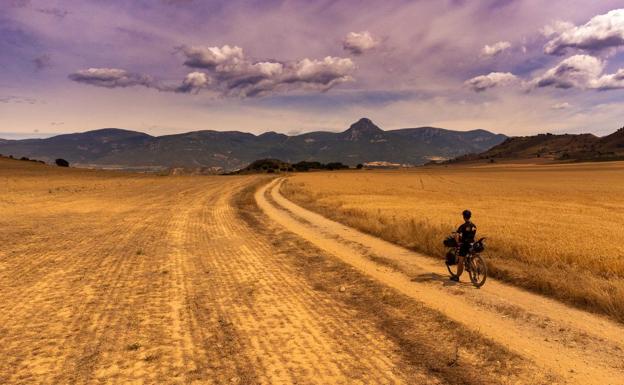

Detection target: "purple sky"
[2, 0, 624, 138]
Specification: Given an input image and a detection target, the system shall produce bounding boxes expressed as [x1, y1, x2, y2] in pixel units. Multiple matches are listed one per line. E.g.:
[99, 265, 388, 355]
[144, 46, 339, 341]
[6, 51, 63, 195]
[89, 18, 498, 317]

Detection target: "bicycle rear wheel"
[446, 262, 459, 277]
[446, 250, 461, 277]
[468, 255, 487, 288]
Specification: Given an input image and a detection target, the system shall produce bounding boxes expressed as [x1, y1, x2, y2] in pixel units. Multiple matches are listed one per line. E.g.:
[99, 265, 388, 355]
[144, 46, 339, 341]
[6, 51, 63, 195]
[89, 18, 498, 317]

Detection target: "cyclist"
[450, 209, 477, 282]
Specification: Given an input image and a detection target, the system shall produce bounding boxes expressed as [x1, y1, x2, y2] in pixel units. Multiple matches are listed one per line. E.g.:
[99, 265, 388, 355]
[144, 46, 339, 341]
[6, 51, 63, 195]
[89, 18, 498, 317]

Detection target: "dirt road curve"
[257, 178, 624, 385]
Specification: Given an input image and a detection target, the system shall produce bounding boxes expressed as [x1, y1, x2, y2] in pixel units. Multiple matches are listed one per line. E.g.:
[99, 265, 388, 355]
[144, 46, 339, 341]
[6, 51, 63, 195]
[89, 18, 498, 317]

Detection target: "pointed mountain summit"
[341, 118, 385, 141]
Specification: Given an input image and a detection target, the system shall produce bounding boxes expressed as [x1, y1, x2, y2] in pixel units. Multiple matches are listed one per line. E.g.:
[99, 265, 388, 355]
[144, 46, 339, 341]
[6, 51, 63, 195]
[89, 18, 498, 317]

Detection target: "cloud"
[464, 72, 518, 92]
[551, 102, 571, 110]
[481, 41, 511, 57]
[179, 45, 355, 97]
[290, 57, 354, 86]
[342, 31, 379, 55]
[176, 71, 211, 93]
[179, 45, 244, 69]
[68, 68, 157, 89]
[532, 55, 624, 90]
[544, 9, 624, 55]
[593, 68, 624, 90]
[541, 21, 575, 38]
[533, 55, 604, 89]
[70, 47, 355, 98]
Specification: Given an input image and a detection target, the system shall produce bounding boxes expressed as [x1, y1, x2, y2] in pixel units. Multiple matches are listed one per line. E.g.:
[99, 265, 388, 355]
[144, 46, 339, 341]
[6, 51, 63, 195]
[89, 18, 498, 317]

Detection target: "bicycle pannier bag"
[445, 250, 457, 265]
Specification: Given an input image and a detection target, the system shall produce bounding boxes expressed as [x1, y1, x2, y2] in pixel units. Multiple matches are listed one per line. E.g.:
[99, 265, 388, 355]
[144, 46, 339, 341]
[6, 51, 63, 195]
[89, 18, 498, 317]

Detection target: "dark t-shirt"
[457, 221, 477, 243]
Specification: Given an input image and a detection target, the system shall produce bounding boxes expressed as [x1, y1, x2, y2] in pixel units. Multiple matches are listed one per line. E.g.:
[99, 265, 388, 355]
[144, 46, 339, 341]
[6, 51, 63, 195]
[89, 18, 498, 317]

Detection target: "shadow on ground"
[411, 272, 472, 288]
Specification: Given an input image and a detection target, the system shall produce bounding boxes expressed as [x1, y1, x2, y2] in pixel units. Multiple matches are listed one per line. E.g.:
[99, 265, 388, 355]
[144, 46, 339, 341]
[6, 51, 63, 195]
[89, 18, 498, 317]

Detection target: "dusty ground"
[0, 157, 620, 384]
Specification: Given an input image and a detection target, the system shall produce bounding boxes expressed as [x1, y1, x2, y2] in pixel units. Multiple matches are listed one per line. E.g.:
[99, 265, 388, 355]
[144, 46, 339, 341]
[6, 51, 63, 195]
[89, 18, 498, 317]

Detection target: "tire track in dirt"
[257, 178, 624, 385]
[171, 179, 414, 384]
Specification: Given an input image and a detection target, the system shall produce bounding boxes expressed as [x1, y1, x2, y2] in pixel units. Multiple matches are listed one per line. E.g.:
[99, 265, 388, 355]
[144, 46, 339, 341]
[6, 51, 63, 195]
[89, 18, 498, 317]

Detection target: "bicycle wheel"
[468, 255, 487, 288]
[446, 250, 460, 277]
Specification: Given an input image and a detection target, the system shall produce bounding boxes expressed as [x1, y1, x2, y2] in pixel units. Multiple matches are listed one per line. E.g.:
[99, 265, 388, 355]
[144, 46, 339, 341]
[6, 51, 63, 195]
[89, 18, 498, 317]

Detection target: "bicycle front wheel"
[469, 255, 487, 288]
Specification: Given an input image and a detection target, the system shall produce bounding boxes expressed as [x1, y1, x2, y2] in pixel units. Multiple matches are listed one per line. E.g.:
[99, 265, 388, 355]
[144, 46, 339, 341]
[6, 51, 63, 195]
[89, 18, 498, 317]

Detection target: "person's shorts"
[458, 243, 471, 257]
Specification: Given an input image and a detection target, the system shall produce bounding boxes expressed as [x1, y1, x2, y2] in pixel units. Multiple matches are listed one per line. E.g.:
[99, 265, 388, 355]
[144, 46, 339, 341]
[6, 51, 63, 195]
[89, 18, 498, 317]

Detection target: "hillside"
[0, 118, 506, 171]
[448, 126, 624, 163]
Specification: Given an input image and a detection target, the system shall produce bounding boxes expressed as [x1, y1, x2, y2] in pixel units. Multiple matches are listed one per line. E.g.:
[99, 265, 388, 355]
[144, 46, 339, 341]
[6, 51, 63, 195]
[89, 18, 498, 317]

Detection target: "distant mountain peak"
[342, 118, 384, 141]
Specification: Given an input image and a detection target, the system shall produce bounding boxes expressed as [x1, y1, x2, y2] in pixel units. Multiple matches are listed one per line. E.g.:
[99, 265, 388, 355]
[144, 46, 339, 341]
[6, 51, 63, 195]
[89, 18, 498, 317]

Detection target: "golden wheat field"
[281, 162, 624, 322]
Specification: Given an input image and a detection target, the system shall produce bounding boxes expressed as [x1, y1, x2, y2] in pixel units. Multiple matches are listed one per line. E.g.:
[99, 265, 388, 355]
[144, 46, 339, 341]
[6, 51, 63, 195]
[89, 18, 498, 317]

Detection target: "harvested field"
[281, 162, 624, 322]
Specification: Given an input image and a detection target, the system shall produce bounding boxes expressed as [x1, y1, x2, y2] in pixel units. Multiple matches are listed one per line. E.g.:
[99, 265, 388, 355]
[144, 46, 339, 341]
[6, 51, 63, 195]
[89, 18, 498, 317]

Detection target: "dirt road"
[257, 178, 624, 385]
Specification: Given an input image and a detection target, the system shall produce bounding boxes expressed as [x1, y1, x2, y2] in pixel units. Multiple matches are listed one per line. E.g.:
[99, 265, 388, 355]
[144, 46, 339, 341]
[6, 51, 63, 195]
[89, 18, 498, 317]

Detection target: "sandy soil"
[256, 178, 624, 385]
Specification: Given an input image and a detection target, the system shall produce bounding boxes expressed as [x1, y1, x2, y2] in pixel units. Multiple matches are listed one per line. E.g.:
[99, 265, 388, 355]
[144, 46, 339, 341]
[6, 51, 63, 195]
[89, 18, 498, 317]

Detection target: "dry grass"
[281, 162, 624, 322]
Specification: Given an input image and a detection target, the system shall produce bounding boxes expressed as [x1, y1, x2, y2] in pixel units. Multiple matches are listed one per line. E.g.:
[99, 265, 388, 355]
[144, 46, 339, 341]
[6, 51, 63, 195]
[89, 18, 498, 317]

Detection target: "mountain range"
[0, 118, 507, 171]
[448, 126, 624, 163]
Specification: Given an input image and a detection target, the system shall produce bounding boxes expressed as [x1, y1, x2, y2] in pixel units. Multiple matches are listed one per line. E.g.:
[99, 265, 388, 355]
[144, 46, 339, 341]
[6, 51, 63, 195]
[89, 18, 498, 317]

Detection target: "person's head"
[462, 209, 472, 222]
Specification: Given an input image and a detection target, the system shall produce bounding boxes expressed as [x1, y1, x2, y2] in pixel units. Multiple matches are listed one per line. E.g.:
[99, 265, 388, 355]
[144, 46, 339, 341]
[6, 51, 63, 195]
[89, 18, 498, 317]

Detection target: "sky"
[2, 0, 624, 138]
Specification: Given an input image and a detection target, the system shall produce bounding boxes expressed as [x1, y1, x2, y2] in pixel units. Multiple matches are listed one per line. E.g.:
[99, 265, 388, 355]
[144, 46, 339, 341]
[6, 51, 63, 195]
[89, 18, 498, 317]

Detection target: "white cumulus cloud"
[176, 72, 211, 93]
[179, 45, 244, 69]
[481, 41, 511, 58]
[533, 55, 624, 90]
[180, 45, 355, 97]
[592, 68, 624, 90]
[533, 55, 604, 89]
[465, 72, 518, 92]
[544, 9, 624, 55]
[342, 31, 379, 55]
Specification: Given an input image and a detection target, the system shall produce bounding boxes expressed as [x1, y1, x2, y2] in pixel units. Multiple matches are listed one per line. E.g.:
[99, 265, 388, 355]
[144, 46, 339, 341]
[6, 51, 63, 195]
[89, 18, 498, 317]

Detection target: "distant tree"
[55, 158, 70, 167]
[356, 163, 363, 169]
[20, 157, 30, 161]
[326, 162, 348, 171]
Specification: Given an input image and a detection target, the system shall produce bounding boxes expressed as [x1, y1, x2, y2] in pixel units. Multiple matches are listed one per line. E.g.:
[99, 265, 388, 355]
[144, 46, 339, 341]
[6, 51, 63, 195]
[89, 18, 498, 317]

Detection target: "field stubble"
[281, 162, 624, 322]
